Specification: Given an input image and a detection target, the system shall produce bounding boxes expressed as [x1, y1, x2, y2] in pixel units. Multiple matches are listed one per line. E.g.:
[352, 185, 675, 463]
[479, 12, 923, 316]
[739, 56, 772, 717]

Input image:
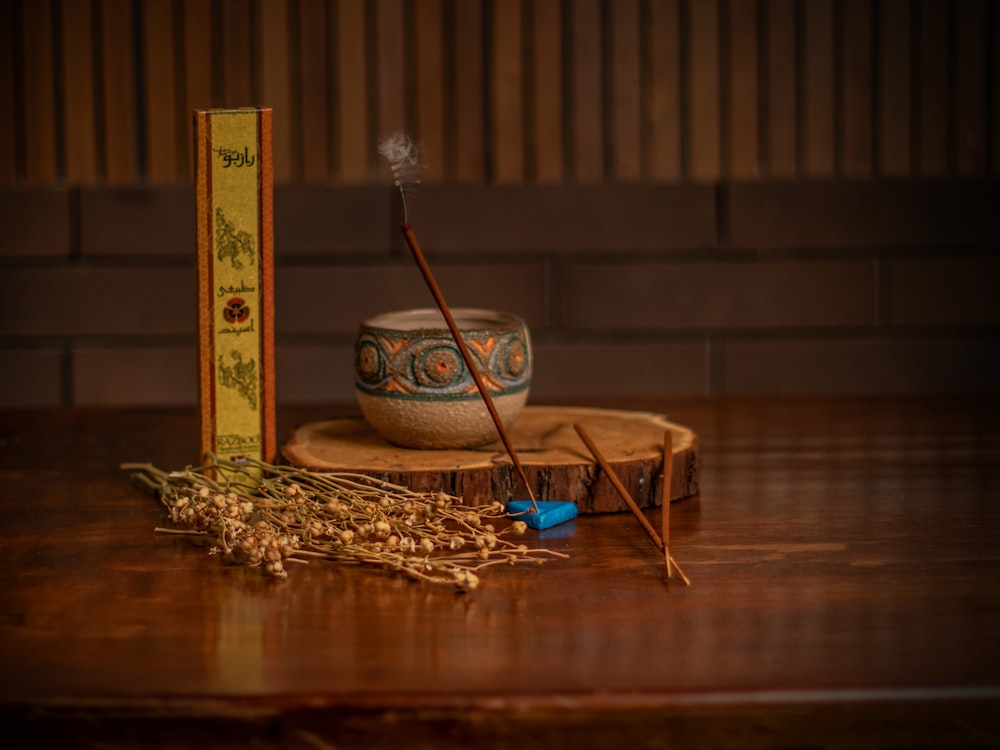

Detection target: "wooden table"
[2, 397, 999, 749]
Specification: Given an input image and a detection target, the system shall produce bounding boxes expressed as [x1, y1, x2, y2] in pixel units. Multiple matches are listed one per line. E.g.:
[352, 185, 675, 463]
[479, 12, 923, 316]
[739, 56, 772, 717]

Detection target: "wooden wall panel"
[61, 0, 98, 184]
[570, 0, 603, 182]
[531, 0, 563, 183]
[143, 0, 179, 183]
[453, 0, 484, 183]
[335, 0, 369, 182]
[765, 0, 797, 178]
[646, 0, 680, 181]
[0, 1, 16, 182]
[727, 0, 759, 180]
[0, 0, 997, 187]
[841, 0, 873, 177]
[491, 0, 524, 183]
[916, 0, 949, 175]
[101, 0, 139, 183]
[374, 0, 405, 137]
[954, 0, 987, 175]
[375, 0, 407, 185]
[687, 0, 720, 182]
[877, 0, 912, 177]
[995, 2, 1000, 174]
[221, 0, 253, 107]
[297, 0, 330, 182]
[415, 0, 445, 182]
[802, 0, 834, 177]
[182, 0, 213, 180]
[4, 0, 1000, 409]
[258, 0, 293, 183]
[22, 0, 57, 183]
[610, 0, 641, 181]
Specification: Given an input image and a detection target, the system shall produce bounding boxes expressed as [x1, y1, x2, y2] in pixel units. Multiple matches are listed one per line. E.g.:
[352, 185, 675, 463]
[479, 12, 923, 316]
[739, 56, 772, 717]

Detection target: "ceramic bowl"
[354, 308, 532, 449]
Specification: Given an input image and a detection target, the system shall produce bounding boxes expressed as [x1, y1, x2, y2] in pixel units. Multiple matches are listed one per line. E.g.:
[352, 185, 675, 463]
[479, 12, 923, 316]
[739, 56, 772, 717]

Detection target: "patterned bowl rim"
[360, 307, 526, 334]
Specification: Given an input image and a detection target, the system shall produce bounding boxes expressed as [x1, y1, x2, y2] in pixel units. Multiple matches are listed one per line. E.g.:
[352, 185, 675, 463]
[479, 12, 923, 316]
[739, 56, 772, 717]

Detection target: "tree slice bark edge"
[280, 405, 701, 514]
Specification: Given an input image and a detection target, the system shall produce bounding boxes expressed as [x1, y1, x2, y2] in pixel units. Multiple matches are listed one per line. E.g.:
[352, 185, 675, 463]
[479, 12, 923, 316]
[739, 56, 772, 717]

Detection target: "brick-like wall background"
[1, 0, 998, 408]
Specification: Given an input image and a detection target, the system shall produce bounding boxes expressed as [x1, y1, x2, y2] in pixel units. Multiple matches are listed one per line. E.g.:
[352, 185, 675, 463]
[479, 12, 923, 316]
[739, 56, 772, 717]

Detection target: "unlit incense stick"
[574, 422, 689, 586]
[401, 222, 539, 513]
[662, 429, 673, 584]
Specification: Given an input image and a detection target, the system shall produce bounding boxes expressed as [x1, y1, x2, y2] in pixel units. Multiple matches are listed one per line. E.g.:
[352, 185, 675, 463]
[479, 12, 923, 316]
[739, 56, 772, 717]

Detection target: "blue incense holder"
[508, 500, 578, 530]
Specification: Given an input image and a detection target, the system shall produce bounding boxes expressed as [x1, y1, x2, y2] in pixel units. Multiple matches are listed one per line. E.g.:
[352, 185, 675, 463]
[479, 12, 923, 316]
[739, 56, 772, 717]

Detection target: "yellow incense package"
[194, 108, 275, 466]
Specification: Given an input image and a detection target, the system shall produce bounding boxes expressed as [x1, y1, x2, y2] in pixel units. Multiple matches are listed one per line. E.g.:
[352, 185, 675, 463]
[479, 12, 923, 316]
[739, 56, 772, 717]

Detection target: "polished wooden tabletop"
[2, 396, 999, 749]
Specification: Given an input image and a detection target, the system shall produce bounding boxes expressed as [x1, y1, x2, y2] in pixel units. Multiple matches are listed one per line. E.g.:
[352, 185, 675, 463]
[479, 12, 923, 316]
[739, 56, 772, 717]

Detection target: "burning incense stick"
[400, 223, 539, 512]
[574, 422, 690, 586]
[376, 132, 573, 526]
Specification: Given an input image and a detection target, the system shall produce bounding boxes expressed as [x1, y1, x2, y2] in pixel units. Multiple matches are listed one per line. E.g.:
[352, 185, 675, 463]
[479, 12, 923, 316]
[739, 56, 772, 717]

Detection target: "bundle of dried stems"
[122, 455, 568, 592]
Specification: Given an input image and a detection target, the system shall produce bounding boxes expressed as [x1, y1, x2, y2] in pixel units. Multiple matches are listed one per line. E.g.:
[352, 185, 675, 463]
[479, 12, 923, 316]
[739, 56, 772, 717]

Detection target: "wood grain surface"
[2, 396, 999, 748]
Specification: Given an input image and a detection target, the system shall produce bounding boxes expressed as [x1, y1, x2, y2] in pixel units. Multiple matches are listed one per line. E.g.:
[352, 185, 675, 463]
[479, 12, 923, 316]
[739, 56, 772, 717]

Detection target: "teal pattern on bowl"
[354, 308, 532, 449]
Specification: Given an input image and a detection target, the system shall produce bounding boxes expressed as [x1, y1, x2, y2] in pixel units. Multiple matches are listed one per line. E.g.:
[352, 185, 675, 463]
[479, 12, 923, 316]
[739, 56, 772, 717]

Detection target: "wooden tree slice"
[281, 406, 700, 514]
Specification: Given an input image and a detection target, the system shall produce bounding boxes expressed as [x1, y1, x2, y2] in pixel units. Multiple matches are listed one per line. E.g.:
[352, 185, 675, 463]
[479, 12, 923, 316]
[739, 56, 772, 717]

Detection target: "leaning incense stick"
[574, 422, 690, 586]
[574, 423, 660, 544]
[401, 222, 538, 512]
[662, 430, 674, 584]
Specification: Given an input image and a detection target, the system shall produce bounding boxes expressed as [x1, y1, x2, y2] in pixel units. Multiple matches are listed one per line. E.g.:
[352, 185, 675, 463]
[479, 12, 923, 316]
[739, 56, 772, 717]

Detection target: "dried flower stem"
[122, 454, 567, 591]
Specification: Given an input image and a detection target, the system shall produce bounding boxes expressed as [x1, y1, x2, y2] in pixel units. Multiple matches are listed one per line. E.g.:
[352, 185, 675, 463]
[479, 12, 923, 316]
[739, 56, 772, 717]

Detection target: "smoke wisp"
[378, 132, 423, 223]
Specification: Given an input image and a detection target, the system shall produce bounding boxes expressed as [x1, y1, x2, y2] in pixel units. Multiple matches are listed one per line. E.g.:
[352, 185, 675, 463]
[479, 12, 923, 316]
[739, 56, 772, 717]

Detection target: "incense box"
[194, 108, 276, 466]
